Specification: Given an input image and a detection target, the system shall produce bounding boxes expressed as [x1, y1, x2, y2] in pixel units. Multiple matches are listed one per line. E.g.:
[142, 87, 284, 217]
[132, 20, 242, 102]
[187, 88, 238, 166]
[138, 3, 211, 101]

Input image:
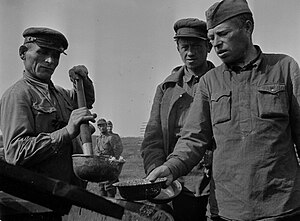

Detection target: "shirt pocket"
[211, 90, 231, 125]
[32, 103, 57, 132]
[257, 84, 289, 118]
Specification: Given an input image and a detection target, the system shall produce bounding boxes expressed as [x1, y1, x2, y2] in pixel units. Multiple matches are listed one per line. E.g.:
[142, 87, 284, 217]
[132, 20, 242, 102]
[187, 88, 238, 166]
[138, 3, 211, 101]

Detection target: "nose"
[45, 56, 54, 64]
[187, 45, 196, 55]
[211, 36, 221, 48]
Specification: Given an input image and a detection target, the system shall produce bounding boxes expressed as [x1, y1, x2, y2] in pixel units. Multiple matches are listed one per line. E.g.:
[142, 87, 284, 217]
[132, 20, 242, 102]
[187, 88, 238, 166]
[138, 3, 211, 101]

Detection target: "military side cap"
[23, 27, 68, 54]
[107, 121, 113, 126]
[174, 18, 208, 40]
[206, 0, 252, 29]
[97, 118, 107, 125]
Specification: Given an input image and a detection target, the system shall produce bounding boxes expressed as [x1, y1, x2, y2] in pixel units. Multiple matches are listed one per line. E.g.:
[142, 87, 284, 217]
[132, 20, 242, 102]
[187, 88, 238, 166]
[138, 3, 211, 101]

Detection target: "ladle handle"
[76, 76, 93, 155]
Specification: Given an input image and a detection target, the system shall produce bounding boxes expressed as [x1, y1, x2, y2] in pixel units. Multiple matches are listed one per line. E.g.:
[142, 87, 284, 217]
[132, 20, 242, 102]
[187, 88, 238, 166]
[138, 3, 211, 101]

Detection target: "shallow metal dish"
[72, 154, 125, 182]
[148, 180, 182, 204]
[113, 177, 167, 201]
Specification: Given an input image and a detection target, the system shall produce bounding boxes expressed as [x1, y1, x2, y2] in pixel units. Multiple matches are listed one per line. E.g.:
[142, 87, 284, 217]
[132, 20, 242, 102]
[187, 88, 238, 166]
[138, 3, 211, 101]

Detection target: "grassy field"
[118, 137, 145, 180]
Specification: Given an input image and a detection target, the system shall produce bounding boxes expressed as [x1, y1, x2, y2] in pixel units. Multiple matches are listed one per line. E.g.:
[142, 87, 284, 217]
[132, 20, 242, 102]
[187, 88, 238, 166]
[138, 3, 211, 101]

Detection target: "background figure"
[0, 27, 96, 220]
[147, 0, 300, 220]
[95, 118, 123, 197]
[141, 18, 214, 221]
[107, 120, 124, 160]
[107, 120, 114, 134]
[107, 120, 122, 140]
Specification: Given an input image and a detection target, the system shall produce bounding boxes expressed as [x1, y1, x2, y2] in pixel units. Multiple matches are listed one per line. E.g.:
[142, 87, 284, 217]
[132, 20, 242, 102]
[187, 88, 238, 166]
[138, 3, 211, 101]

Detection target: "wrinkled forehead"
[207, 20, 236, 36]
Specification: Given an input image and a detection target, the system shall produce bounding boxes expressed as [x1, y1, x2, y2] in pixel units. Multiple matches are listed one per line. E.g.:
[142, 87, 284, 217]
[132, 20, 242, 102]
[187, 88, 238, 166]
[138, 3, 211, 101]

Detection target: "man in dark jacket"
[141, 18, 214, 221]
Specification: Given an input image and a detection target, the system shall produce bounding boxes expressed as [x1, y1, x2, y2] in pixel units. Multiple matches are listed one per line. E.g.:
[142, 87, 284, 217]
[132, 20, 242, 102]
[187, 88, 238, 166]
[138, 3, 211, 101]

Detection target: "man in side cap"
[141, 18, 214, 221]
[147, 0, 300, 220]
[107, 120, 124, 158]
[0, 27, 96, 219]
[107, 120, 114, 134]
[107, 120, 121, 138]
[94, 118, 123, 197]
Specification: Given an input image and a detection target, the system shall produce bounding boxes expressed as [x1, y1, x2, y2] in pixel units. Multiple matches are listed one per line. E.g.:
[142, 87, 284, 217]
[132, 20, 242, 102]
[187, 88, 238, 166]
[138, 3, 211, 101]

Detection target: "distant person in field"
[107, 120, 122, 140]
[141, 18, 214, 221]
[94, 118, 123, 197]
[107, 120, 124, 156]
[107, 120, 113, 134]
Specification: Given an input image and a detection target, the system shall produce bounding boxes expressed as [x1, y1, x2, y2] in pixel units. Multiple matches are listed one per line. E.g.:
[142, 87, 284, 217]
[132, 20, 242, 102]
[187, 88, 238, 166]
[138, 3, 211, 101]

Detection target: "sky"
[0, 0, 300, 137]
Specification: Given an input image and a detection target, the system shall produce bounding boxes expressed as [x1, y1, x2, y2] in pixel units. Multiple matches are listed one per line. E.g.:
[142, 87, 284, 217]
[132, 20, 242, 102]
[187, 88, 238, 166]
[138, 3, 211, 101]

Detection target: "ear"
[19, 45, 28, 60]
[244, 20, 254, 34]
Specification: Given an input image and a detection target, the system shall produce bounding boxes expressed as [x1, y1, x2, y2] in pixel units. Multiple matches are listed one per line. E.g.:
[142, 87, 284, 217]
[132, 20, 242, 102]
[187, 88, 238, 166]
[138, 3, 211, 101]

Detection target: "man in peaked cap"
[141, 18, 214, 221]
[147, 0, 300, 220]
[0, 27, 96, 219]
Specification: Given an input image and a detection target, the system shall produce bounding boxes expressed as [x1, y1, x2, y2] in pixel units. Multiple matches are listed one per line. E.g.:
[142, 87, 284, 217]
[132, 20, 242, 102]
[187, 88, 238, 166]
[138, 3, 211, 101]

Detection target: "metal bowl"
[148, 180, 182, 204]
[113, 178, 167, 201]
[72, 154, 125, 182]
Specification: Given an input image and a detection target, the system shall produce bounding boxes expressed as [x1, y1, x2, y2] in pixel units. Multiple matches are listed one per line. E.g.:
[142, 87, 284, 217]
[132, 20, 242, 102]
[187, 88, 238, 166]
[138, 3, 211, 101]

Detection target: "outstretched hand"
[146, 165, 174, 186]
[66, 107, 97, 139]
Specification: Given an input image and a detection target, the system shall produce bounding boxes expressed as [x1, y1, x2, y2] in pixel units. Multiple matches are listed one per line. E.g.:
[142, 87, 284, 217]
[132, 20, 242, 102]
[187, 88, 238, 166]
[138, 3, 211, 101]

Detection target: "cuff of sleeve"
[146, 161, 165, 175]
[50, 127, 72, 153]
[164, 158, 188, 180]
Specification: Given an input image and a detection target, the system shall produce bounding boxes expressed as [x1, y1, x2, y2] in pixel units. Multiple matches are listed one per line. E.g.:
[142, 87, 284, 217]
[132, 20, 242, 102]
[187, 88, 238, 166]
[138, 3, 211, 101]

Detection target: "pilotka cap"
[174, 18, 208, 40]
[206, 0, 252, 29]
[23, 27, 68, 54]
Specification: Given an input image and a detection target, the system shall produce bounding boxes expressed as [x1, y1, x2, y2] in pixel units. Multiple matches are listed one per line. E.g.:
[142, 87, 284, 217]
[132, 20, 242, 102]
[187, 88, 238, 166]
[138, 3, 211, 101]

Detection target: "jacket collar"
[161, 66, 184, 90]
[162, 61, 215, 90]
[224, 45, 262, 72]
[23, 70, 56, 91]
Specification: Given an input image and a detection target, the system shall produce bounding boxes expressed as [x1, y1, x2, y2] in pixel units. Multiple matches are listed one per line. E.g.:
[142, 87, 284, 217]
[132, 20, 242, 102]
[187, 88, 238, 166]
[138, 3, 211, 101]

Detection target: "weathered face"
[177, 38, 209, 71]
[207, 18, 250, 65]
[21, 43, 60, 83]
[98, 123, 107, 133]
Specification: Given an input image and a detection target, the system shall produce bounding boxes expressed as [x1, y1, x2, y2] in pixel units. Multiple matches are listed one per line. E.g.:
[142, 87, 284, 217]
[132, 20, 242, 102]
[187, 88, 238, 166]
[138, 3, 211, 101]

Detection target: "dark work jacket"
[141, 62, 214, 196]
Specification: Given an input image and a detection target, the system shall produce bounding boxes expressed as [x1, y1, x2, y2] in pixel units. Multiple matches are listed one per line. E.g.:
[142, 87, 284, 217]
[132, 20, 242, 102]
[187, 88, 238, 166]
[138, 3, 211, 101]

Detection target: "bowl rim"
[72, 154, 109, 158]
[147, 180, 182, 204]
[72, 154, 126, 163]
[113, 177, 167, 187]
